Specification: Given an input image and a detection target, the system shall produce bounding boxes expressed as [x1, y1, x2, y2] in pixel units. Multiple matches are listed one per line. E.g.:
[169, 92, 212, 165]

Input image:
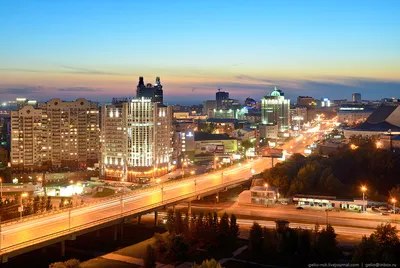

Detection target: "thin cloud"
[59, 65, 121, 75]
[57, 87, 102, 92]
[0, 87, 41, 95]
[235, 75, 275, 84]
[0, 68, 45, 73]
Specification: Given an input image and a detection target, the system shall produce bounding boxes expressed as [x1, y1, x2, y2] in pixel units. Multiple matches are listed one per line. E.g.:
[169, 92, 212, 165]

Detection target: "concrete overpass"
[0, 158, 271, 262]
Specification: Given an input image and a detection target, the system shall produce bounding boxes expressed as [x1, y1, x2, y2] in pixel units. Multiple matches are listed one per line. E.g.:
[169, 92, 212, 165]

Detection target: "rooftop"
[207, 118, 239, 124]
[352, 104, 400, 132]
[194, 132, 236, 141]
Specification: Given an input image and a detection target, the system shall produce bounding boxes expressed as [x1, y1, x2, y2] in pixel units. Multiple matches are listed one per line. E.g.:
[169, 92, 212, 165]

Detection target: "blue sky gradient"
[1, 0, 399, 104]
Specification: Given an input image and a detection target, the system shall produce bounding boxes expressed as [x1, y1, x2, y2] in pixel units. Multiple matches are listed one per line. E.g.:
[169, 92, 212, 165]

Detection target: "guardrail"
[0, 161, 252, 226]
[0, 175, 249, 255]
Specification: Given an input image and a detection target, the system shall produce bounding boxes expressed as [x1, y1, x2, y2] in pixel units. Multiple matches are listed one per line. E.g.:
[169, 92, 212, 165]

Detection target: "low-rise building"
[343, 104, 400, 138]
[259, 124, 279, 139]
[338, 105, 375, 124]
[194, 132, 237, 156]
[238, 186, 278, 206]
[232, 128, 256, 141]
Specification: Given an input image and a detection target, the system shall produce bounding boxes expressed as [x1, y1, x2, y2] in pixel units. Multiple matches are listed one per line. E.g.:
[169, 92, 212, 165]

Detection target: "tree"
[174, 210, 183, 234]
[249, 222, 263, 253]
[352, 224, 400, 264]
[49, 259, 80, 268]
[218, 212, 230, 245]
[373, 223, 399, 248]
[33, 196, 40, 214]
[229, 214, 240, 244]
[40, 196, 47, 212]
[60, 197, 65, 209]
[389, 185, 400, 200]
[314, 224, 340, 262]
[352, 235, 379, 263]
[64, 259, 80, 268]
[200, 123, 216, 134]
[166, 209, 175, 233]
[144, 245, 157, 268]
[193, 259, 222, 268]
[46, 196, 52, 211]
[166, 234, 189, 261]
[196, 213, 205, 242]
[240, 140, 254, 156]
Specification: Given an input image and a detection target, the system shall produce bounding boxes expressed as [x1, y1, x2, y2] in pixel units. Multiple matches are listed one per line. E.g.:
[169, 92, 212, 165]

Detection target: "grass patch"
[92, 188, 116, 198]
[115, 232, 168, 259]
[81, 257, 138, 268]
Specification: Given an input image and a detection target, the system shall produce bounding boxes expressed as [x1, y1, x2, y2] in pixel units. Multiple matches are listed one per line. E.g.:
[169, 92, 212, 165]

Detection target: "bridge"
[0, 157, 271, 262]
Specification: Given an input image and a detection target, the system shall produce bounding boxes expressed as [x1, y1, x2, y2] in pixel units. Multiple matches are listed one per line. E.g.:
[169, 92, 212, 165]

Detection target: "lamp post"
[20, 192, 28, 220]
[0, 177, 2, 200]
[392, 198, 396, 215]
[161, 185, 164, 203]
[325, 209, 329, 226]
[181, 161, 187, 179]
[156, 179, 164, 203]
[264, 183, 269, 207]
[361, 185, 367, 213]
[194, 178, 197, 192]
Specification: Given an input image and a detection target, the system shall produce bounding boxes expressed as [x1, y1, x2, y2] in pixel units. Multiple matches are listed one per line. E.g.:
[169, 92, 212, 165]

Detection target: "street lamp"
[190, 170, 195, 175]
[392, 198, 397, 214]
[69, 180, 74, 184]
[264, 183, 269, 207]
[250, 168, 255, 174]
[20, 192, 28, 220]
[361, 185, 367, 213]
[214, 156, 219, 170]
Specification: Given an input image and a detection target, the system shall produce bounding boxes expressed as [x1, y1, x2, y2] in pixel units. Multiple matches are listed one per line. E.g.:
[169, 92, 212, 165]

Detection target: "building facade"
[101, 98, 172, 182]
[11, 99, 100, 171]
[216, 89, 229, 108]
[290, 106, 308, 127]
[261, 87, 290, 132]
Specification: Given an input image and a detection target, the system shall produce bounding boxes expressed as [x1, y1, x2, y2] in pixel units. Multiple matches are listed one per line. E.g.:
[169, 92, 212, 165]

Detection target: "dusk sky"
[1, 0, 399, 104]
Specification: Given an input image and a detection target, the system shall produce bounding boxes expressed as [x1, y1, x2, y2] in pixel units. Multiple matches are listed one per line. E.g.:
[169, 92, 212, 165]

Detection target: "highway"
[182, 203, 400, 230]
[0, 157, 271, 255]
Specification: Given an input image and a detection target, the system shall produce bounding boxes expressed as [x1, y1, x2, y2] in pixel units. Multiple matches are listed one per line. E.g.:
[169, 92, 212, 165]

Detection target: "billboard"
[204, 144, 224, 153]
[262, 147, 283, 158]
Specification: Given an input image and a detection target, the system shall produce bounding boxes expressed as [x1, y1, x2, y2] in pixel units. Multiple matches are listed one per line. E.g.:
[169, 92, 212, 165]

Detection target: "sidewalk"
[102, 252, 174, 268]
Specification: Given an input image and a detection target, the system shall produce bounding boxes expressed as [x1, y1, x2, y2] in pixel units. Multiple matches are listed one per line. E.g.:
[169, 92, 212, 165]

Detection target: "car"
[381, 212, 390, 216]
[296, 206, 304, 210]
[280, 202, 288, 205]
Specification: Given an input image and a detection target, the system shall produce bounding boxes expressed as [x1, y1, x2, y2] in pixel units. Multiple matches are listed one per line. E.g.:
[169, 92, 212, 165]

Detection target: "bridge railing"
[0, 176, 248, 255]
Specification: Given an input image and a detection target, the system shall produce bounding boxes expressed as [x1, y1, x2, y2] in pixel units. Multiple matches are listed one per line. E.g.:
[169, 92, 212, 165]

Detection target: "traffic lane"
[184, 205, 400, 230]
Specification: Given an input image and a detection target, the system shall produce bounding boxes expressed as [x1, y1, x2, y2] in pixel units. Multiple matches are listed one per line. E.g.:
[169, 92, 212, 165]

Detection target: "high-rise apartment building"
[261, 87, 290, 132]
[100, 97, 172, 182]
[136, 77, 163, 103]
[10, 106, 43, 171]
[352, 93, 362, 103]
[11, 98, 100, 171]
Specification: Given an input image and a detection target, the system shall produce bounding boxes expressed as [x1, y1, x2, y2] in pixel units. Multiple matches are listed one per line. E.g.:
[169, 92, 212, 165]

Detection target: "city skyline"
[1, 0, 399, 104]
